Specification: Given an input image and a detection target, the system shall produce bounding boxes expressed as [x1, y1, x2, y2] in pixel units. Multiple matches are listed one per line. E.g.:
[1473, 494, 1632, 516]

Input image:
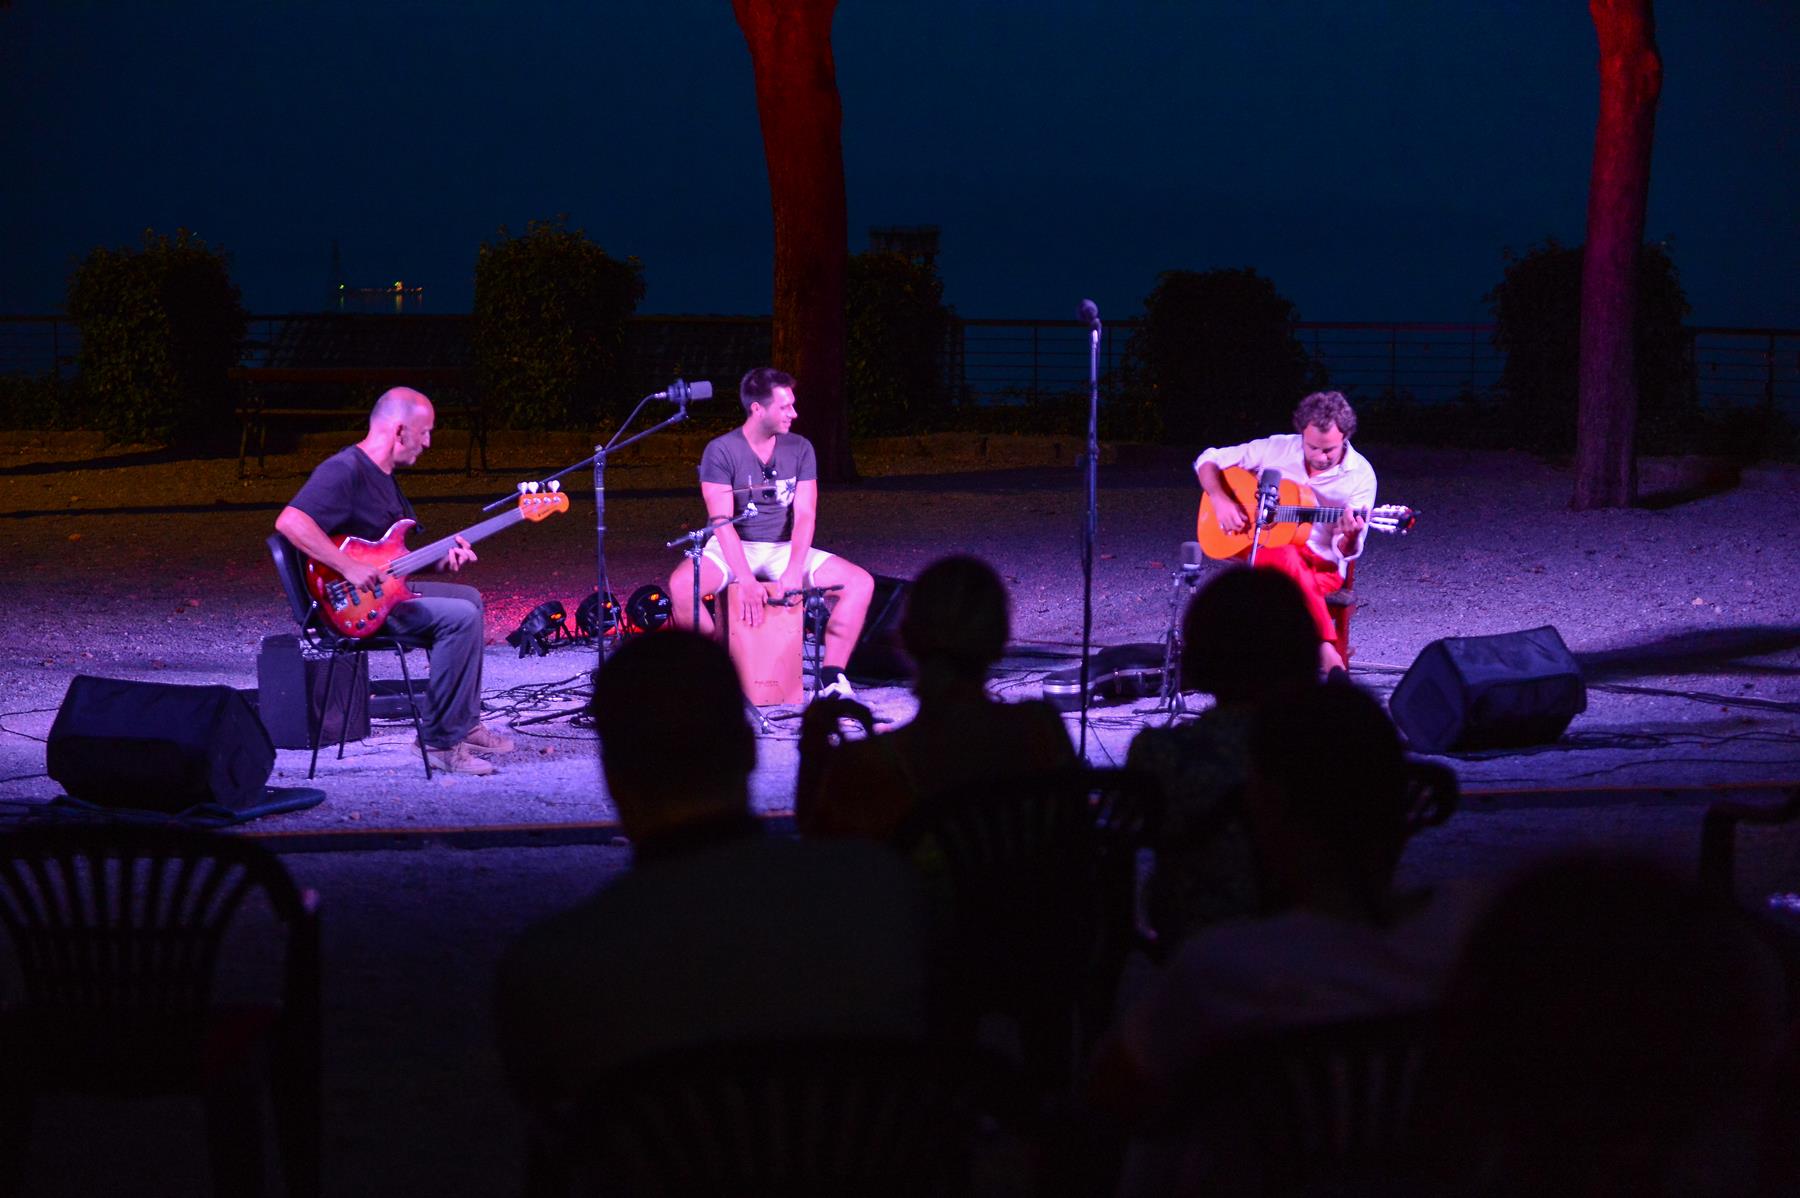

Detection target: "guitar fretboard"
[390, 507, 526, 576]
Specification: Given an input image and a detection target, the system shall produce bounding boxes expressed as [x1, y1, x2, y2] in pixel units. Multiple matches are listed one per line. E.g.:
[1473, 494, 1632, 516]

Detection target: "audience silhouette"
[1126, 565, 1320, 947]
[493, 630, 929, 1114]
[1424, 853, 1788, 1197]
[795, 554, 1074, 840]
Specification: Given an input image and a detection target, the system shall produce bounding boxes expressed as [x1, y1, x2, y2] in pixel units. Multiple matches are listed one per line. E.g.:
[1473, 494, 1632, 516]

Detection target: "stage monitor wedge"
[1389, 625, 1587, 754]
[47, 675, 276, 813]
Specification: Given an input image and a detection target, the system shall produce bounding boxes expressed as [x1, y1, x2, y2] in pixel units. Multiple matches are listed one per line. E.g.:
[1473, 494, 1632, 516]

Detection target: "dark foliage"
[472, 217, 645, 429]
[0, 373, 77, 430]
[844, 252, 952, 436]
[65, 229, 247, 446]
[1130, 268, 1321, 445]
[1486, 238, 1695, 455]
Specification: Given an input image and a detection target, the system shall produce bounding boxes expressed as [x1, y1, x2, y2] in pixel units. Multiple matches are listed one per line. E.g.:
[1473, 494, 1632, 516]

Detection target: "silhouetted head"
[589, 630, 756, 836]
[900, 555, 1010, 686]
[1180, 566, 1317, 703]
[1246, 678, 1409, 908]
[1432, 854, 1784, 1195]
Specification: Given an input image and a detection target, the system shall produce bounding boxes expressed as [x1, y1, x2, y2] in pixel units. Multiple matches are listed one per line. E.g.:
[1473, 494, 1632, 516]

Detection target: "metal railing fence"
[3, 313, 1795, 417]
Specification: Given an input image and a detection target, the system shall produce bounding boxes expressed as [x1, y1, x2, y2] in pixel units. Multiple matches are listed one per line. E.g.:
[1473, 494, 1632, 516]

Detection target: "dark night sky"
[4, 1, 1795, 326]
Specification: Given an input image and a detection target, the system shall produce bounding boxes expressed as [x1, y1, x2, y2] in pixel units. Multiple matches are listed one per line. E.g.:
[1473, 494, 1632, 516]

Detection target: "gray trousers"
[385, 580, 484, 749]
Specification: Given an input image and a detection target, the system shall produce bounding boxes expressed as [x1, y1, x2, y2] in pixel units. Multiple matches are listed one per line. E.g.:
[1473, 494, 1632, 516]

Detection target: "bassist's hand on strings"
[340, 560, 387, 593]
[440, 535, 477, 573]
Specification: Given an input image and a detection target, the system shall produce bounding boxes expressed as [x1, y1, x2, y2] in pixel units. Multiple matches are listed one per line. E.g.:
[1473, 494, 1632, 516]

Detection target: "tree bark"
[1573, 0, 1663, 510]
[732, 0, 854, 481]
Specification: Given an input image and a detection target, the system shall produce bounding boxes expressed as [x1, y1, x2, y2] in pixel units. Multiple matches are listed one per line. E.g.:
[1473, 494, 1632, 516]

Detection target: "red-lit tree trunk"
[732, 0, 854, 481]
[1573, 0, 1663, 510]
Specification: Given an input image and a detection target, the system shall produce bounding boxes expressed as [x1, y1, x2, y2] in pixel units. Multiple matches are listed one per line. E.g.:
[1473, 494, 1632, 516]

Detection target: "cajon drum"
[719, 581, 804, 706]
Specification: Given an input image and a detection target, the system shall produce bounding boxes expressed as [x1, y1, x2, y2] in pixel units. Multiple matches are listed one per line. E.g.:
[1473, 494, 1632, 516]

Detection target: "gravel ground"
[1, 428, 1797, 1195]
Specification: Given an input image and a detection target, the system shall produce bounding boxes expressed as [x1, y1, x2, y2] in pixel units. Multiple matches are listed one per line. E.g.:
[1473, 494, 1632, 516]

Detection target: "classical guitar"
[1196, 465, 1416, 560]
[304, 489, 569, 637]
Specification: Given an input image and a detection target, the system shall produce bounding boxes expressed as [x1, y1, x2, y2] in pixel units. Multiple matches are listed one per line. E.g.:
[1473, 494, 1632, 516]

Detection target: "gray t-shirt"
[698, 430, 817, 543]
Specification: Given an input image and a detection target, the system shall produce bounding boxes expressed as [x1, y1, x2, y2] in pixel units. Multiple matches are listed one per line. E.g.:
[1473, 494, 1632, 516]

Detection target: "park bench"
[230, 366, 488, 477]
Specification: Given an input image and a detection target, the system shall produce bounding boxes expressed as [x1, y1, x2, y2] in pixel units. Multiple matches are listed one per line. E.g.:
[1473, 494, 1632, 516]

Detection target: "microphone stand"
[1078, 306, 1101, 759]
[668, 507, 771, 733]
[485, 381, 701, 668]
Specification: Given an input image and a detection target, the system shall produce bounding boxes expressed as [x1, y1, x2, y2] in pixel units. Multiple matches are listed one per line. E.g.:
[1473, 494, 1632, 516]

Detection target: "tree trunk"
[1573, 0, 1663, 510]
[732, 0, 854, 481]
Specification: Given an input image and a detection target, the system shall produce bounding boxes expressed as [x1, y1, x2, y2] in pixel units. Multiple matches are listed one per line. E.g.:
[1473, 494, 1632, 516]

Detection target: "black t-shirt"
[697, 430, 817, 543]
[288, 446, 419, 543]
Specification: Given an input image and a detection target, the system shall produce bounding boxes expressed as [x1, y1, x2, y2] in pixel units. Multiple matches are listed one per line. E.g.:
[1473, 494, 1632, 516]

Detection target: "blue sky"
[4, 1, 1795, 325]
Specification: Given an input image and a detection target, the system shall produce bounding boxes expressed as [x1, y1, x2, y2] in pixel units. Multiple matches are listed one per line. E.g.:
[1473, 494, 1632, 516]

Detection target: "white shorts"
[701, 539, 835, 585]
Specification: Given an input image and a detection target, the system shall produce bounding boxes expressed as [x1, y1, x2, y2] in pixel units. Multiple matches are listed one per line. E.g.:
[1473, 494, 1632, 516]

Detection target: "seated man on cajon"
[668, 367, 874, 699]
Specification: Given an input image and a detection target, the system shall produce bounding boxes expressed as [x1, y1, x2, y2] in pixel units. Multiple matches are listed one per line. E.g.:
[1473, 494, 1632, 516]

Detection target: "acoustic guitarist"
[1194, 390, 1376, 673]
[274, 387, 515, 776]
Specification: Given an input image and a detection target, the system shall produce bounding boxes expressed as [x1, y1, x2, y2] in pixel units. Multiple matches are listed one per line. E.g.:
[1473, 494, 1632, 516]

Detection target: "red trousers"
[1246, 543, 1344, 643]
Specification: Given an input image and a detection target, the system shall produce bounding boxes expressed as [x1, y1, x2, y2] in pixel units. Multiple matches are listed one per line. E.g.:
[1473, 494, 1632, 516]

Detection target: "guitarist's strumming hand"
[1196, 462, 1250, 534]
[440, 535, 478, 573]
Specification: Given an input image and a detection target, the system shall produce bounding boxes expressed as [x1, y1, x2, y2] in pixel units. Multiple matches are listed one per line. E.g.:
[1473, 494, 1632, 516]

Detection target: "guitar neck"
[390, 507, 525, 576]
[1275, 504, 1354, 523]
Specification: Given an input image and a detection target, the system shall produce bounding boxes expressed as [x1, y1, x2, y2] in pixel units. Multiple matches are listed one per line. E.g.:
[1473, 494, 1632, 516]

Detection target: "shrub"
[472, 217, 645, 429]
[1130, 267, 1321, 446]
[844, 251, 953, 436]
[0, 374, 77, 430]
[65, 229, 247, 446]
[1485, 239, 1696, 455]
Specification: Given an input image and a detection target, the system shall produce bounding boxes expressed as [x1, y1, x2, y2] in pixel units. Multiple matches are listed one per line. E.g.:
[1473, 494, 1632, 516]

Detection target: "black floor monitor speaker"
[1388, 626, 1587, 753]
[47, 675, 277, 813]
[256, 633, 369, 749]
[846, 574, 912, 683]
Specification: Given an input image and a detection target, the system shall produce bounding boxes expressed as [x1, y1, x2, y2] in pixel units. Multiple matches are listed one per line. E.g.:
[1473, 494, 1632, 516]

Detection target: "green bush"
[1130, 267, 1322, 445]
[472, 217, 645, 429]
[845, 251, 952, 436]
[1485, 238, 1696, 455]
[65, 229, 246, 446]
[0, 373, 77, 430]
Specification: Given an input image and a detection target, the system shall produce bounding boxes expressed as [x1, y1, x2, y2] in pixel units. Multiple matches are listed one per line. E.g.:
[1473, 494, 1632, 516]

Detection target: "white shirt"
[1194, 433, 1378, 571]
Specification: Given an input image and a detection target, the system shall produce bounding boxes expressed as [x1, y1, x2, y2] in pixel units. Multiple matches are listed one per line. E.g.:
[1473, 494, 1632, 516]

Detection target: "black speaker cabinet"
[256, 634, 370, 749]
[47, 675, 276, 813]
[846, 574, 913, 683]
[1389, 626, 1587, 753]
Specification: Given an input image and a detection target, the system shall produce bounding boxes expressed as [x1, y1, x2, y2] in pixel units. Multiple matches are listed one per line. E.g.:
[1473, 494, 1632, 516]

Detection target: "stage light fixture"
[505, 600, 568, 658]
[575, 589, 620, 639]
[623, 584, 673, 635]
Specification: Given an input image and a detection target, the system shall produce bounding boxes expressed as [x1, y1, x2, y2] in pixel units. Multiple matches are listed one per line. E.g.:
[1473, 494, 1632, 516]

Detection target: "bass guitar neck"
[304, 489, 569, 638]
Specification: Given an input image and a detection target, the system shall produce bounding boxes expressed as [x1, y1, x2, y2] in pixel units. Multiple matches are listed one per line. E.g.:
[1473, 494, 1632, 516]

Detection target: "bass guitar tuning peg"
[547, 480, 561, 493]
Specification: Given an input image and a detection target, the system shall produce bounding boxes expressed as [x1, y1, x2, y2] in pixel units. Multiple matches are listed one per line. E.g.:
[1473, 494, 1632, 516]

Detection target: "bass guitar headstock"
[515, 480, 571, 521]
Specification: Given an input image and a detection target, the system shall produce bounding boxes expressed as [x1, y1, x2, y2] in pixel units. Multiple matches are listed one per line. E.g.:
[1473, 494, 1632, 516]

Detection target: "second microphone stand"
[488, 381, 704, 666]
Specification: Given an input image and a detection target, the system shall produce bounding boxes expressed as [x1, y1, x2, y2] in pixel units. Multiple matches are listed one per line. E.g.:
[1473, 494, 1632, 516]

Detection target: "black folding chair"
[892, 766, 1162, 1093]
[539, 1038, 985, 1197]
[267, 532, 432, 779]
[0, 822, 322, 1197]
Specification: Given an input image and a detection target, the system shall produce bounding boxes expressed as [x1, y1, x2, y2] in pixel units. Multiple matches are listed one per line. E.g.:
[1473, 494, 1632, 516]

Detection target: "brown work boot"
[462, 722, 517, 755]
[424, 741, 496, 776]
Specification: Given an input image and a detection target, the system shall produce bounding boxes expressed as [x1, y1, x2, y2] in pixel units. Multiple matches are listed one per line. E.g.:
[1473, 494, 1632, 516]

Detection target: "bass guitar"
[1196, 465, 1416, 560]
[305, 489, 569, 637]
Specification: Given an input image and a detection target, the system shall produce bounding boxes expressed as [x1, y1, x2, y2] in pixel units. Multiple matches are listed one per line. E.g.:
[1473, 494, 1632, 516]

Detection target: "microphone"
[1255, 468, 1282, 526]
[1077, 299, 1101, 331]
[650, 379, 713, 403]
